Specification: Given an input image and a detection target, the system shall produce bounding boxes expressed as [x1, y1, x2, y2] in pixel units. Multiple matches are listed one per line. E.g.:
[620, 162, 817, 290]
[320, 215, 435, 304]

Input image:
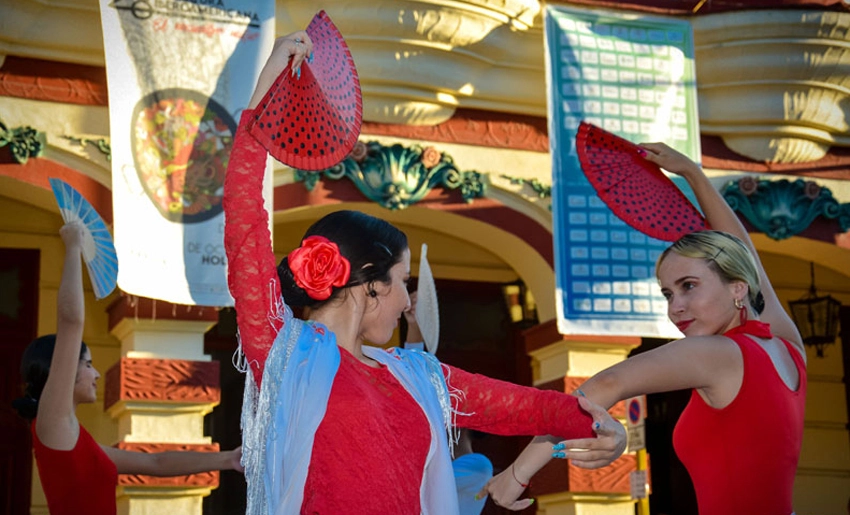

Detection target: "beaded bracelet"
[510, 464, 529, 488]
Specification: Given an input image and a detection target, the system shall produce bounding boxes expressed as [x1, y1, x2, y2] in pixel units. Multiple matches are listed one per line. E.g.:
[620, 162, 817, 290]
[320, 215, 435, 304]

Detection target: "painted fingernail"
[637, 148, 647, 157]
[296, 67, 301, 80]
[552, 452, 566, 459]
[553, 443, 565, 451]
[594, 421, 601, 431]
[530, 499, 536, 505]
[474, 494, 482, 501]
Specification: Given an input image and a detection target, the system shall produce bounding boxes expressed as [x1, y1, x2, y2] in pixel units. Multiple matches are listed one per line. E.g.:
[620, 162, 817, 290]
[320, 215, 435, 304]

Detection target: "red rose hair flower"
[288, 235, 351, 301]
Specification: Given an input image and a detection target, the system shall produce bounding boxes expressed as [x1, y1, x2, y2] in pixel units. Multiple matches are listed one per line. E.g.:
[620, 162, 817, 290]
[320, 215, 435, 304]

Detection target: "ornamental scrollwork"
[722, 176, 850, 240]
[63, 135, 112, 162]
[501, 174, 552, 199]
[0, 120, 45, 164]
[295, 141, 486, 210]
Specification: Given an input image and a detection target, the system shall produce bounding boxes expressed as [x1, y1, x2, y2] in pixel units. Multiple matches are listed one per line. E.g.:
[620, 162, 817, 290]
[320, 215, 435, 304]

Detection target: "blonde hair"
[657, 230, 764, 313]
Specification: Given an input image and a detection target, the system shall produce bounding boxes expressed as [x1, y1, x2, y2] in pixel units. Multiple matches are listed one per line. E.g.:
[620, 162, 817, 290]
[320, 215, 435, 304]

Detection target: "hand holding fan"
[248, 10, 362, 171]
[49, 178, 118, 300]
[415, 244, 440, 355]
[575, 122, 706, 241]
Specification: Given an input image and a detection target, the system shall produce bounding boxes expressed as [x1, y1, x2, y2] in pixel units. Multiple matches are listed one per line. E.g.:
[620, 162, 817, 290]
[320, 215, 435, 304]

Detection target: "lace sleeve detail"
[444, 365, 595, 440]
[223, 110, 284, 387]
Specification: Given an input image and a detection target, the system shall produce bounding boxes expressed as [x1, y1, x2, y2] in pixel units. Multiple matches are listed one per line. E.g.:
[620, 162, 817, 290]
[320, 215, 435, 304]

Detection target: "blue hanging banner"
[545, 5, 700, 338]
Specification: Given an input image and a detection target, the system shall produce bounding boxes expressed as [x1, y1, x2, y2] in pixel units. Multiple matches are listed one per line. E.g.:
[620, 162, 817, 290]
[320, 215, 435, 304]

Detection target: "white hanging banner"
[99, 0, 275, 306]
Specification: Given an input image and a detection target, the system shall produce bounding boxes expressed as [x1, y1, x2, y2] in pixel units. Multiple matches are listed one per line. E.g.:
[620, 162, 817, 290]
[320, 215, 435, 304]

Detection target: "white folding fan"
[415, 243, 439, 354]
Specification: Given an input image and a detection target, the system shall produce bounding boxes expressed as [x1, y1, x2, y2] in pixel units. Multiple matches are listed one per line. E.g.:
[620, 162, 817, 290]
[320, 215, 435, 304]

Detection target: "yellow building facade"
[1, 1, 849, 514]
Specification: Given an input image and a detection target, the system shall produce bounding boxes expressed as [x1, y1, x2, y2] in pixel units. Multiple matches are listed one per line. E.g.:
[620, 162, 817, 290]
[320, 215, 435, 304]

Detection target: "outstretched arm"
[480, 325, 745, 510]
[223, 33, 314, 386]
[35, 222, 87, 450]
[477, 397, 626, 510]
[639, 143, 804, 359]
[102, 445, 243, 476]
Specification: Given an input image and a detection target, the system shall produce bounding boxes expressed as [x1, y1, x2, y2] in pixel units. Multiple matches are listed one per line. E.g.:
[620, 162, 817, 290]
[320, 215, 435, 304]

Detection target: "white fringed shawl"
[240, 313, 459, 515]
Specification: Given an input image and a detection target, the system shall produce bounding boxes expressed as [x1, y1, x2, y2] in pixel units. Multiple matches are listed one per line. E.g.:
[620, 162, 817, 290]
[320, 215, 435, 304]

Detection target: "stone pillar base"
[535, 492, 634, 515]
[116, 486, 213, 515]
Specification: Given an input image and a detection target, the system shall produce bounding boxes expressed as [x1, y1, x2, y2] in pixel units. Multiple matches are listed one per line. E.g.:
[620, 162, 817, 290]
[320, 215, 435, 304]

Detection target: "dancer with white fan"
[224, 17, 627, 515]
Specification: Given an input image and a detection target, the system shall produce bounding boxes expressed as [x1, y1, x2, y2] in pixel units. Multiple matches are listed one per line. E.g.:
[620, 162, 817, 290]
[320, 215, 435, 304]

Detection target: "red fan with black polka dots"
[248, 10, 362, 171]
[576, 121, 707, 241]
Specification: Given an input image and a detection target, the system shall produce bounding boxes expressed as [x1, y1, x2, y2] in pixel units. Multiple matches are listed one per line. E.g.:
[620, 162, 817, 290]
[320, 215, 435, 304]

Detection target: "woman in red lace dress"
[483, 145, 807, 514]
[13, 222, 243, 515]
[224, 33, 628, 515]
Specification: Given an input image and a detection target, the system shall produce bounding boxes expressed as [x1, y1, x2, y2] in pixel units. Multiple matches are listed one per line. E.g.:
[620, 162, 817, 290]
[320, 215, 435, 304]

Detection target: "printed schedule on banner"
[545, 5, 700, 338]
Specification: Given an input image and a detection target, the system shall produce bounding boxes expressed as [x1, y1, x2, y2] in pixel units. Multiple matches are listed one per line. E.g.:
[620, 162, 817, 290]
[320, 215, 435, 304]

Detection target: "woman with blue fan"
[13, 221, 244, 515]
[481, 143, 806, 515]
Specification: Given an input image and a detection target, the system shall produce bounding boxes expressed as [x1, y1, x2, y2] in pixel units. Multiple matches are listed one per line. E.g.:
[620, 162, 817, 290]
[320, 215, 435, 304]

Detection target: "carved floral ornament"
[294, 140, 486, 210]
[722, 176, 850, 241]
[0, 120, 45, 164]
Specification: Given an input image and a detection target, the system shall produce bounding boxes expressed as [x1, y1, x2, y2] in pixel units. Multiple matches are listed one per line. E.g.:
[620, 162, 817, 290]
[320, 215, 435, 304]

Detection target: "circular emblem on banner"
[131, 88, 236, 224]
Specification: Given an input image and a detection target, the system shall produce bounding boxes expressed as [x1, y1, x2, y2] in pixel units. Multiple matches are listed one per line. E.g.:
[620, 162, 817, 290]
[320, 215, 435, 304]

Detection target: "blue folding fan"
[49, 178, 118, 299]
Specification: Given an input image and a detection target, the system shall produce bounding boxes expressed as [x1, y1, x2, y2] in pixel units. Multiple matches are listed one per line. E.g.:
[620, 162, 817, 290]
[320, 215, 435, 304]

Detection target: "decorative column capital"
[107, 294, 219, 329]
[107, 294, 219, 360]
[104, 358, 220, 412]
[524, 319, 641, 385]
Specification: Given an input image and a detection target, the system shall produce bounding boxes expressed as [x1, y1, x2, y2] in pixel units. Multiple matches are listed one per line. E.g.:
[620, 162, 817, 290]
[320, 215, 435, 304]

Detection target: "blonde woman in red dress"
[481, 144, 806, 514]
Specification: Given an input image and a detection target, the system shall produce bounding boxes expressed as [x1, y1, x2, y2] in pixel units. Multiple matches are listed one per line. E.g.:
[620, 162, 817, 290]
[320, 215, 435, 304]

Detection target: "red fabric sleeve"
[445, 365, 595, 440]
[223, 110, 282, 387]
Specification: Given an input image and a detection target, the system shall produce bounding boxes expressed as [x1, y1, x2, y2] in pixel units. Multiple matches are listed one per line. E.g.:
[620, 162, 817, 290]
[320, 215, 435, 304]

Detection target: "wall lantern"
[787, 262, 841, 358]
[502, 281, 538, 328]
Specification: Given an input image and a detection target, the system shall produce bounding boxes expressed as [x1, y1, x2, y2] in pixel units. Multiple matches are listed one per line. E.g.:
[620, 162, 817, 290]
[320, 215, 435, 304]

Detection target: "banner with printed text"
[545, 5, 700, 338]
[99, 0, 274, 306]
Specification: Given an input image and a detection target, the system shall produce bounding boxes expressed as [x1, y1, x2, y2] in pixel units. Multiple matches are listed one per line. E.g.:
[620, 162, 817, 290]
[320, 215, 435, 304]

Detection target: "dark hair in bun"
[12, 334, 89, 420]
[277, 210, 408, 308]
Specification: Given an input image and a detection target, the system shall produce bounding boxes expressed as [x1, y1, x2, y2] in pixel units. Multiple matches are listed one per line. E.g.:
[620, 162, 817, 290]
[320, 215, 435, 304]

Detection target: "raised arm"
[35, 222, 87, 450]
[223, 33, 314, 386]
[639, 143, 804, 359]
